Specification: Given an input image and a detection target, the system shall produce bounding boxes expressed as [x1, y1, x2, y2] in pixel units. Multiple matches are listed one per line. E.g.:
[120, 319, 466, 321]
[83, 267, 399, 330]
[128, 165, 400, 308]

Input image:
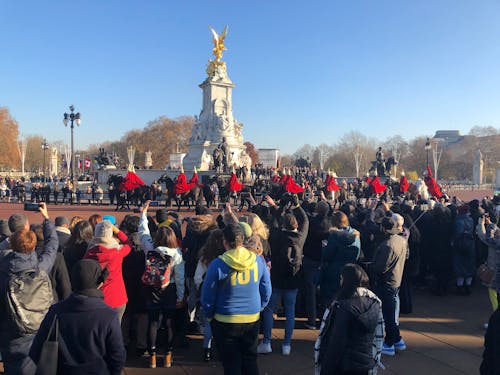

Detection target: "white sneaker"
[282, 344, 291, 355]
[257, 342, 272, 354]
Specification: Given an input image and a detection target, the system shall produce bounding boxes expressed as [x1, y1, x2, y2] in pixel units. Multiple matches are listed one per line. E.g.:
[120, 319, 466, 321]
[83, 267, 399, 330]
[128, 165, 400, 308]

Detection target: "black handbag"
[35, 314, 59, 375]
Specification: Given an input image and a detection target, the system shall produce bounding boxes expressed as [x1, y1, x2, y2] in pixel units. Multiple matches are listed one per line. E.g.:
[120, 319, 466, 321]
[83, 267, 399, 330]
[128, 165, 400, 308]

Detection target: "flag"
[84, 158, 91, 169]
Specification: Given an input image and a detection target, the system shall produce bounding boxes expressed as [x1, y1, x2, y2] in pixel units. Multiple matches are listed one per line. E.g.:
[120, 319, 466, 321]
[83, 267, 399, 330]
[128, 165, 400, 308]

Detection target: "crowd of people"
[0, 176, 499, 374]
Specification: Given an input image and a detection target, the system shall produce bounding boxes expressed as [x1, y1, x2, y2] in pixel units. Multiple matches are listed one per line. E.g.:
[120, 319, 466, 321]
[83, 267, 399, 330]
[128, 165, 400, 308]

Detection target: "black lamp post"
[425, 137, 431, 168]
[41, 139, 49, 181]
[63, 105, 81, 183]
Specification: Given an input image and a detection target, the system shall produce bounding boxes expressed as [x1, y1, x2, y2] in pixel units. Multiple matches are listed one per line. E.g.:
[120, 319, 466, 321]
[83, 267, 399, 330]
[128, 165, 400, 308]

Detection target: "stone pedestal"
[183, 52, 251, 172]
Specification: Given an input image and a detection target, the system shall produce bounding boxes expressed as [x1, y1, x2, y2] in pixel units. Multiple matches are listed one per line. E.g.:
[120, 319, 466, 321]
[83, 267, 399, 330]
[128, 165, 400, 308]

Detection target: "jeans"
[376, 285, 401, 346]
[211, 320, 260, 375]
[302, 257, 321, 326]
[114, 304, 127, 324]
[262, 288, 298, 345]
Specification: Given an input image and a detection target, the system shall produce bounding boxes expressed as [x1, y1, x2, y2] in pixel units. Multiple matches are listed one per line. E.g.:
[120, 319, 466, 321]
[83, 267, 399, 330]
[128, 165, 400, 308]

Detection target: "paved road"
[121, 286, 490, 375]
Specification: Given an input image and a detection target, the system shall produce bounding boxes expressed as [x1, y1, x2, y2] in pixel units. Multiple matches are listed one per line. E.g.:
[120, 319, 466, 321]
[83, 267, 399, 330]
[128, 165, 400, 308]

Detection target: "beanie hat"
[71, 259, 109, 294]
[55, 216, 70, 227]
[238, 222, 253, 239]
[8, 213, 28, 233]
[94, 220, 114, 239]
[102, 215, 116, 225]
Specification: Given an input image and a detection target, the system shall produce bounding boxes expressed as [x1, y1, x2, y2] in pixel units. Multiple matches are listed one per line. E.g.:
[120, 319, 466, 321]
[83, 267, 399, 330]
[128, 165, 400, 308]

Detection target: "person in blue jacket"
[202, 223, 271, 375]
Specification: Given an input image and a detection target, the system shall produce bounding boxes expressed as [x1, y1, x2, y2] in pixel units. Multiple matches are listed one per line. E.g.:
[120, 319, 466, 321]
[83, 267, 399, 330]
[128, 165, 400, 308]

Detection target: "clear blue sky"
[1, 0, 499, 154]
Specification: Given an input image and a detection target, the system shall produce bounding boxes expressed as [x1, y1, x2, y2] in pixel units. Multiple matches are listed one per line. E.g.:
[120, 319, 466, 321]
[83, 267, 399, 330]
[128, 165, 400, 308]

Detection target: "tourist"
[0, 203, 58, 375]
[63, 220, 93, 274]
[31, 223, 71, 302]
[182, 211, 218, 332]
[476, 215, 500, 316]
[194, 229, 225, 361]
[54, 215, 71, 251]
[259, 194, 309, 356]
[119, 215, 148, 358]
[371, 213, 408, 356]
[314, 264, 383, 375]
[139, 201, 185, 368]
[319, 211, 361, 311]
[452, 205, 476, 295]
[202, 223, 271, 375]
[302, 200, 331, 329]
[30, 259, 126, 375]
[84, 219, 132, 322]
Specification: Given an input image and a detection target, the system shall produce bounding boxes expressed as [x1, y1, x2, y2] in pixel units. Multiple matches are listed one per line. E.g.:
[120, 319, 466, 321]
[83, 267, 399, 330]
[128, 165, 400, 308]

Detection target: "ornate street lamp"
[41, 139, 49, 180]
[425, 137, 431, 168]
[63, 105, 81, 182]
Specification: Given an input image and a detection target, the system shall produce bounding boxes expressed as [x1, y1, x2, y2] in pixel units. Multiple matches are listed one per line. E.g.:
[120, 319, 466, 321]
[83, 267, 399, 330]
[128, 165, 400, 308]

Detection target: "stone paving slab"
[122, 287, 490, 375]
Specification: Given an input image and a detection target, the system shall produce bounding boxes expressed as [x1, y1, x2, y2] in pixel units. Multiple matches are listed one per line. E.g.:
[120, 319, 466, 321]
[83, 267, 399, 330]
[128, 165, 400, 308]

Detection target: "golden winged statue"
[209, 26, 228, 62]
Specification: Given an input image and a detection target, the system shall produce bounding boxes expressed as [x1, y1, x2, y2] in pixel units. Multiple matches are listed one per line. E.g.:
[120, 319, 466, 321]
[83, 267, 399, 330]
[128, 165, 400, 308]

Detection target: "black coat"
[36, 243, 71, 302]
[320, 295, 380, 374]
[269, 206, 309, 289]
[303, 214, 330, 262]
[481, 308, 500, 375]
[30, 293, 126, 375]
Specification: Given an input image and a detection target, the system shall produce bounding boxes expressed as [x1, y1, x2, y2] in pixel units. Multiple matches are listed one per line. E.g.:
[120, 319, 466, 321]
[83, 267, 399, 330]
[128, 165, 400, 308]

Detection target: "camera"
[24, 203, 41, 212]
[149, 201, 159, 207]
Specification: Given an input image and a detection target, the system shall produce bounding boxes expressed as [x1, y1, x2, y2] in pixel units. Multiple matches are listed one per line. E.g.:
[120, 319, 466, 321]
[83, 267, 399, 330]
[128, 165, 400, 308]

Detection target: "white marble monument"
[473, 150, 483, 185]
[182, 26, 251, 172]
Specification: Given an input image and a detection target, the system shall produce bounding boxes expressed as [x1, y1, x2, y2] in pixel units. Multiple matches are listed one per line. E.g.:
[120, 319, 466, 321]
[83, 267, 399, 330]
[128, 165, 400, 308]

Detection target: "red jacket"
[84, 231, 131, 308]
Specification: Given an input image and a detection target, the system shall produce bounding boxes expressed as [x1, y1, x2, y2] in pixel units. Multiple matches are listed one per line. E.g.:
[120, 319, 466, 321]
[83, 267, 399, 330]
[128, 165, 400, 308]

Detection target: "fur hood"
[187, 214, 217, 234]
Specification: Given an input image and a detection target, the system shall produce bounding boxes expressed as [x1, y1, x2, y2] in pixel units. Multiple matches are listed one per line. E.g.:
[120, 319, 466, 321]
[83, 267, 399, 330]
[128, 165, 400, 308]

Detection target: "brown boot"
[164, 351, 172, 368]
[149, 352, 157, 368]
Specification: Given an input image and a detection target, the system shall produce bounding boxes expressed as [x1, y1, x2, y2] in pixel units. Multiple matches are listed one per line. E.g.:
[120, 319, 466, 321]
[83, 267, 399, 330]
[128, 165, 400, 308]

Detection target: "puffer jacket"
[320, 227, 361, 304]
[315, 287, 384, 375]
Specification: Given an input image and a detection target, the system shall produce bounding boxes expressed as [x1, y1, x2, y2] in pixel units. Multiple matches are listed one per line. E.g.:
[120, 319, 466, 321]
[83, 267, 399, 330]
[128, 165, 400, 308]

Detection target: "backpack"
[141, 250, 173, 289]
[4, 268, 54, 336]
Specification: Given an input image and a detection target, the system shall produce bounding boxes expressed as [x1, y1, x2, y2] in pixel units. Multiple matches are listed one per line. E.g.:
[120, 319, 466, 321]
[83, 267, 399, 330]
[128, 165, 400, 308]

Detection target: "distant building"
[258, 148, 280, 168]
[433, 130, 464, 145]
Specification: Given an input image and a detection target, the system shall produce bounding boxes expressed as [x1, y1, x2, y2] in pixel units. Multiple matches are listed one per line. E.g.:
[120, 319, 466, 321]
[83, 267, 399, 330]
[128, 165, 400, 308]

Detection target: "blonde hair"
[240, 213, 269, 240]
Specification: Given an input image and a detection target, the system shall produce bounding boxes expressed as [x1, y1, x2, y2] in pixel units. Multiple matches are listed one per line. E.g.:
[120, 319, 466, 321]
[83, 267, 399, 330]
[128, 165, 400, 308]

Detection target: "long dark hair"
[337, 263, 370, 301]
[67, 220, 93, 247]
[199, 229, 225, 266]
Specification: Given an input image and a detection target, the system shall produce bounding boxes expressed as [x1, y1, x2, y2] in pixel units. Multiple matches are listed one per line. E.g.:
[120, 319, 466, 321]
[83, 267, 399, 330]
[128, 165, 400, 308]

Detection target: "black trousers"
[211, 319, 260, 375]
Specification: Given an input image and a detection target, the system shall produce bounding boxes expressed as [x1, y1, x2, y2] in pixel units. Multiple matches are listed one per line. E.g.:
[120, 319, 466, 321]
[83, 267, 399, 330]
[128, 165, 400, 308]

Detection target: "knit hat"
[71, 259, 109, 293]
[94, 220, 114, 239]
[102, 215, 116, 225]
[55, 216, 69, 227]
[8, 213, 28, 233]
[0, 219, 11, 237]
[238, 222, 253, 239]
